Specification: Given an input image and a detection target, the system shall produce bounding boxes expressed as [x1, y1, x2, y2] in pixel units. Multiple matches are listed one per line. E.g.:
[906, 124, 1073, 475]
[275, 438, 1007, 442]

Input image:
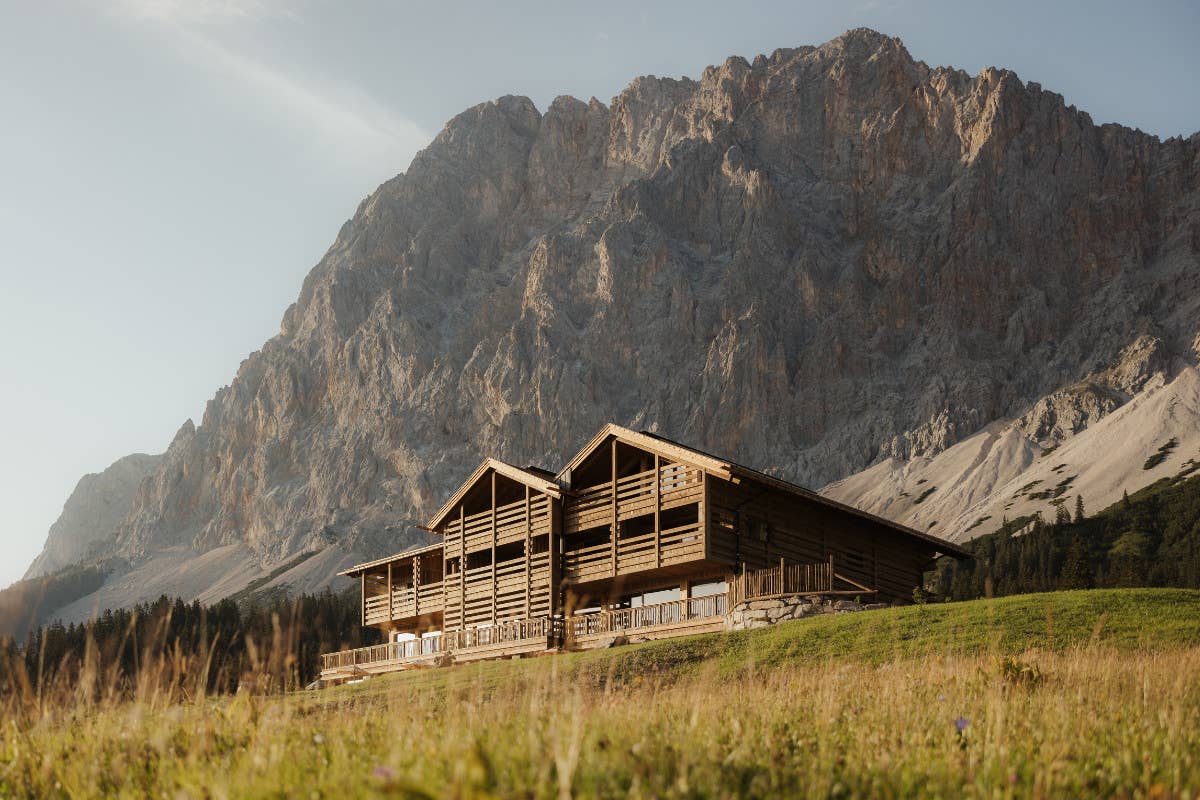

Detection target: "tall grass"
[0, 603, 305, 725]
[3, 646, 1198, 797]
[1, 589, 1198, 797]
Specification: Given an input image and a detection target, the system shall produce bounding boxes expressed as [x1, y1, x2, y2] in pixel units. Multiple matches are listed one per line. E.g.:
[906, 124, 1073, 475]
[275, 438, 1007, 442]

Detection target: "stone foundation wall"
[724, 595, 888, 631]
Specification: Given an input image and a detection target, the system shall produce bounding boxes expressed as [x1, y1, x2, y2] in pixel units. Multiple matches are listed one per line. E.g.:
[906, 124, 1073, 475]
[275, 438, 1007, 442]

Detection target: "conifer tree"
[1060, 535, 1091, 590]
[1074, 494, 1085, 523]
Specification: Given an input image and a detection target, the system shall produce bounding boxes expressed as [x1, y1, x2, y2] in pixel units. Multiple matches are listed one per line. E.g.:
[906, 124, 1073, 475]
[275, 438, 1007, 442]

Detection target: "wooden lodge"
[321, 424, 970, 682]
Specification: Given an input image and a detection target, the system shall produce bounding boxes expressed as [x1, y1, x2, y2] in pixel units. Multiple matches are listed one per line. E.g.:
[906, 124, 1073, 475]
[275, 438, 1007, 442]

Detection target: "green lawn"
[345, 587, 1200, 697]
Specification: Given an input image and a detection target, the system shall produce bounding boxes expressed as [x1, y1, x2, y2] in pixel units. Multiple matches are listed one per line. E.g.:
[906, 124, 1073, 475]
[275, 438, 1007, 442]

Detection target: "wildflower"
[954, 716, 969, 733]
[374, 766, 396, 781]
[937, 693, 945, 701]
[312, 733, 325, 745]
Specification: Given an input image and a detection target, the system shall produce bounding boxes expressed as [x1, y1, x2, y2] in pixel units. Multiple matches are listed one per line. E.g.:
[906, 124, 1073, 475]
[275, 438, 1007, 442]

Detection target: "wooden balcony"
[363, 580, 444, 627]
[445, 616, 561, 662]
[562, 521, 704, 584]
[320, 634, 445, 679]
[561, 462, 706, 585]
[725, 558, 874, 606]
[564, 462, 702, 534]
[442, 493, 553, 559]
[566, 593, 728, 649]
[320, 616, 560, 679]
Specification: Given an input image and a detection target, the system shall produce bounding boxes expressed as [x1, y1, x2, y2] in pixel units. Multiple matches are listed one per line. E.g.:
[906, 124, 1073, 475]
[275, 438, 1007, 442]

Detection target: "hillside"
[21, 27, 1200, 622]
[825, 359, 1200, 541]
[931, 468, 1200, 598]
[5, 589, 1199, 797]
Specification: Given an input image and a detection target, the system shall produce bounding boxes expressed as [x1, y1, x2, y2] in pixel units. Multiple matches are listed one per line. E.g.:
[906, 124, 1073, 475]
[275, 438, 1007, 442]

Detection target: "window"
[617, 586, 682, 608]
[689, 580, 726, 599]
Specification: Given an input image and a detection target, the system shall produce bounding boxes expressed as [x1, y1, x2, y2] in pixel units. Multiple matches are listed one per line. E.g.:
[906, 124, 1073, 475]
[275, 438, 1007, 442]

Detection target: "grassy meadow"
[3, 588, 1200, 798]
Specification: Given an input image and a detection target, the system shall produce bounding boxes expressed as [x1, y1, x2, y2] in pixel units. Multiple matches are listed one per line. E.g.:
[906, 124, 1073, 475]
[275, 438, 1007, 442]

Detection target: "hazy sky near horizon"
[1, 0, 1198, 590]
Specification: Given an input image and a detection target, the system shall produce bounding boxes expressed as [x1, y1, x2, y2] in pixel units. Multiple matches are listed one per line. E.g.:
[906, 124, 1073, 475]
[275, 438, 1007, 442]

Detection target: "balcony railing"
[363, 580, 445, 626]
[564, 462, 703, 534]
[567, 593, 727, 638]
[321, 634, 444, 674]
[726, 558, 873, 606]
[445, 616, 560, 651]
[321, 617, 560, 676]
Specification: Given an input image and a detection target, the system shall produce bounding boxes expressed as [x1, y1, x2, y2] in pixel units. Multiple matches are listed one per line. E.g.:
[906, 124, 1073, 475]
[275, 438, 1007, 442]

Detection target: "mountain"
[24, 453, 161, 579]
[824, 342, 1200, 540]
[20, 28, 1200, 623]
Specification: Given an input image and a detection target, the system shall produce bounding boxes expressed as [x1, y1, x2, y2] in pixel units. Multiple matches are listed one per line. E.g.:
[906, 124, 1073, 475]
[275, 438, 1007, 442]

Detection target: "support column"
[524, 484, 532, 619]
[413, 555, 421, 618]
[459, 504, 466, 629]
[549, 499, 561, 620]
[387, 561, 393, 623]
[610, 438, 618, 577]
[360, 572, 366, 627]
[654, 453, 661, 569]
[491, 470, 498, 625]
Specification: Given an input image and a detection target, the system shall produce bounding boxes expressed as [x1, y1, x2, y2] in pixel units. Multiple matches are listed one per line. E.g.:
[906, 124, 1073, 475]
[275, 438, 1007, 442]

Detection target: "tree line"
[0, 587, 379, 700]
[930, 471, 1200, 600]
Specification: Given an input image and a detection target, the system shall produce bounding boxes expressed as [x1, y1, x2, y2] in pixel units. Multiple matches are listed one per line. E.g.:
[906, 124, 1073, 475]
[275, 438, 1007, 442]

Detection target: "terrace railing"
[566, 593, 727, 638]
[320, 633, 444, 674]
[726, 558, 874, 606]
[321, 616, 561, 675]
[445, 615, 560, 651]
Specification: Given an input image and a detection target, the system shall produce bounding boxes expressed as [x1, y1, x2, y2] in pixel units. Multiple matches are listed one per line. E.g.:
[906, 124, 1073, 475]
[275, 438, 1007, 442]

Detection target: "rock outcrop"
[26, 29, 1200, 610]
[25, 453, 161, 579]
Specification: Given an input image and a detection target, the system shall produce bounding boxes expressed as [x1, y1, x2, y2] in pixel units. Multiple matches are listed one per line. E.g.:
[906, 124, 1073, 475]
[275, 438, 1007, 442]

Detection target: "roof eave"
[728, 465, 973, 560]
[556, 423, 733, 482]
[425, 457, 562, 531]
[338, 540, 446, 577]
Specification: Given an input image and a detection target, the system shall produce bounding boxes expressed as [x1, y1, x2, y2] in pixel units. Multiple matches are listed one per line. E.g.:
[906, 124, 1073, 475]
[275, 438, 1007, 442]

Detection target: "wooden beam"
[556, 423, 733, 483]
[654, 452, 661, 569]
[549, 498, 561, 619]
[491, 469, 498, 626]
[611, 437, 618, 577]
[387, 561, 393, 623]
[427, 457, 561, 531]
[413, 554, 421, 618]
[524, 483, 532, 620]
[360, 572, 366, 627]
[459, 504, 466, 630]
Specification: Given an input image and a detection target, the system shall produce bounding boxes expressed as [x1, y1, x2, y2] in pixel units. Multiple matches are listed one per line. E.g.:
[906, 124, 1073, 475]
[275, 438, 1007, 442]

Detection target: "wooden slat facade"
[323, 424, 969, 681]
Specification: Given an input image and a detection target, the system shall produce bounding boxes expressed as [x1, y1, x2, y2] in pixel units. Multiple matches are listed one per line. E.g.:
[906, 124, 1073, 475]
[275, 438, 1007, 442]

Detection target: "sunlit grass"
[3, 589, 1199, 797]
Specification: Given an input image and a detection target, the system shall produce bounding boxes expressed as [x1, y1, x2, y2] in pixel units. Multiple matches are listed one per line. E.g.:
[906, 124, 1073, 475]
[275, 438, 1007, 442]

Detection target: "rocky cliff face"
[26, 453, 161, 578]
[30, 29, 1200, 591]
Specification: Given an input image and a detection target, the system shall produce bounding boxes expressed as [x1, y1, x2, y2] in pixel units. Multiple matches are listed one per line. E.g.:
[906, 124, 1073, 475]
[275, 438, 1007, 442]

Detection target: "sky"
[1, 0, 1197, 590]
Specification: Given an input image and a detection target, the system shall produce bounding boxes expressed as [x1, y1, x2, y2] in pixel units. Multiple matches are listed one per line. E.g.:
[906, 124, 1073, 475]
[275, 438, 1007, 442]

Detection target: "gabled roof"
[339, 540, 444, 578]
[722, 460, 973, 560]
[426, 457, 562, 530]
[556, 423, 733, 481]
[560, 424, 971, 560]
